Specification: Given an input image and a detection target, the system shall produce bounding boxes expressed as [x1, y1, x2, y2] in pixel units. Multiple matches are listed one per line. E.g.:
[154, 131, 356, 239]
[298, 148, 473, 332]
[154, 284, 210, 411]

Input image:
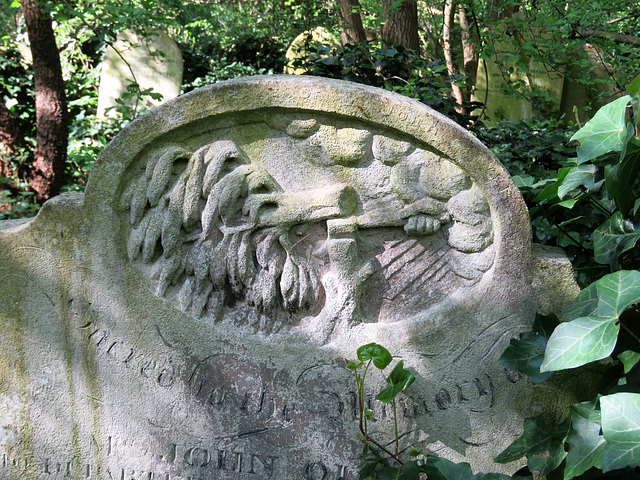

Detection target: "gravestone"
[97, 29, 183, 118]
[0, 76, 584, 479]
[473, 13, 564, 123]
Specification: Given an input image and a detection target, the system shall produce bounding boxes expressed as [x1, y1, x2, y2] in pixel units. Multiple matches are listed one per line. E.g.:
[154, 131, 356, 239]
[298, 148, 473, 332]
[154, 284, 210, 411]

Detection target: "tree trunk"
[21, 0, 68, 202]
[380, 0, 420, 51]
[443, 0, 465, 111]
[0, 102, 24, 179]
[336, 0, 367, 44]
[459, 4, 479, 99]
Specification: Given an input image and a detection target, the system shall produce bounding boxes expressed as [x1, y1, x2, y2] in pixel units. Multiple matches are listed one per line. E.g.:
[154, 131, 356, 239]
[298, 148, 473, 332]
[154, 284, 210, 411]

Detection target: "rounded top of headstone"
[87, 75, 532, 343]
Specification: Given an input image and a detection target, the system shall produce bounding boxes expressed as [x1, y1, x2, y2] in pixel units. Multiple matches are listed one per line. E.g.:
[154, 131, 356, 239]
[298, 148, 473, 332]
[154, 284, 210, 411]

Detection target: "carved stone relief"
[120, 111, 495, 341]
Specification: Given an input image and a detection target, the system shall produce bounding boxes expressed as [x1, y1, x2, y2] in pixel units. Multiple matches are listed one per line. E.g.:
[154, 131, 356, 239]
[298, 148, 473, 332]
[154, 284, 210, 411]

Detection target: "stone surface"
[0, 76, 584, 479]
[97, 29, 183, 117]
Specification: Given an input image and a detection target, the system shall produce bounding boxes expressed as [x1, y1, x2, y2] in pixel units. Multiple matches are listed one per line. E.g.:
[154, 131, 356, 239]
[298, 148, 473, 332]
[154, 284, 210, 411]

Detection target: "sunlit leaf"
[601, 393, 640, 471]
[377, 360, 416, 403]
[564, 400, 605, 480]
[357, 343, 392, 369]
[557, 164, 598, 199]
[540, 317, 619, 372]
[571, 96, 630, 164]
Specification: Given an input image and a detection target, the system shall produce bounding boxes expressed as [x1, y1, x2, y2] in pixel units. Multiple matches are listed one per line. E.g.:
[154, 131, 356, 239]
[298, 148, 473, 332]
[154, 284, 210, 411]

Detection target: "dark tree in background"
[20, 0, 68, 202]
[380, 0, 419, 51]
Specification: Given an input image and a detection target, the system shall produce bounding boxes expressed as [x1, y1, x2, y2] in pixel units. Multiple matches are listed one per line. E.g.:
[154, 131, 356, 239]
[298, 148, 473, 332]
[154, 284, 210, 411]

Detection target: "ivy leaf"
[557, 164, 599, 199]
[601, 393, 640, 471]
[377, 360, 416, 403]
[357, 343, 392, 369]
[527, 437, 567, 476]
[535, 167, 572, 202]
[594, 213, 640, 270]
[619, 351, 640, 375]
[378, 461, 426, 480]
[495, 416, 570, 465]
[627, 73, 640, 96]
[576, 269, 640, 328]
[540, 317, 619, 372]
[423, 456, 474, 480]
[570, 95, 630, 164]
[564, 400, 605, 480]
[499, 331, 553, 383]
[605, 128, 640, 216]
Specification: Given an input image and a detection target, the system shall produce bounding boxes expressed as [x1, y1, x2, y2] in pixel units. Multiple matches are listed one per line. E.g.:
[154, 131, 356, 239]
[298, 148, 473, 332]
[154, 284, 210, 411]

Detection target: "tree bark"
[443, 0, 465, 111]
[0, 102, 25, 179]
[21, 0, 68, 202]
[380, 0, 420, 51]
[336, 0, 367, 44]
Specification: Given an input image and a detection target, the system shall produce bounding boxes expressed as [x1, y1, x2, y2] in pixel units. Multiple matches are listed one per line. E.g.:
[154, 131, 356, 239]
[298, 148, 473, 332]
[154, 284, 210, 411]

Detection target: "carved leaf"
[227, 233, 243, 296]
[156, 254, 183, 296]
[191, 279, 213, 317]
[130, 177, 149, 226]
[210, 235, 230, 289]
[298, 267, 310, 309]
[194, 239, 213, 281]
[280, 254, 299, 309]
[177, 276, 195, 311]
[162, 181, 186, 256]
[183, 148, 206, 229]
[218, 167, 252, 224]
[237, 231, 256, 288]
[127, 212, 151, 260]
[142, 205, 164, 264]
[254, 269, 277, 313]
[147, 147, 189, 207]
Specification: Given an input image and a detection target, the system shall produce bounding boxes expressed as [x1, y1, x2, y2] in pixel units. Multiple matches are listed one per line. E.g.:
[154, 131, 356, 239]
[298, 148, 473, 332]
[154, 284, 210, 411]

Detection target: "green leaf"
[527, 437, 567, 476]
[535, 167, 572, 202]
[601, 393, 640, 471]
[378, 461, 426, 480]
[540, 316, 619, 372]
[619, 351, 640, 375]
[564, 400, 605, 480]
[357, 343, 392, 369]
[563, 270, 640, 320]
[499, 331, 553, 383]
[571, 96, 630, 164]
[423, 456, 474, 480]
[627, 73, 640, 97]
[377, 360, 416, 403]
[495, 416, 570, 464]
[557, 164, 598, 199]
[593, 213, 640, 270]
[346, 359, 362, 371]
[605, 127, 640, 215]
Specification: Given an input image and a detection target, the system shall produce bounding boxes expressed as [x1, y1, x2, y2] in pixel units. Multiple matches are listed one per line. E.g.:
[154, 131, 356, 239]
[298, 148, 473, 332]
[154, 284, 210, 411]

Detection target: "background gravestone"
[97, 29, 183, 118]
[0, 76, 584, 479]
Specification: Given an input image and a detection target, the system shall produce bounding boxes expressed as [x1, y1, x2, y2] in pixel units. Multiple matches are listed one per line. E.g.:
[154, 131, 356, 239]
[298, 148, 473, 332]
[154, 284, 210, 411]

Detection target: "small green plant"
[346, 343, 422, 478]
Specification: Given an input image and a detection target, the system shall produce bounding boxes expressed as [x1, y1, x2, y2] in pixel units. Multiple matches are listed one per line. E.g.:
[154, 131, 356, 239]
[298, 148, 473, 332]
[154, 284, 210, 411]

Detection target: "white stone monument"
[97, 29, 183, 118]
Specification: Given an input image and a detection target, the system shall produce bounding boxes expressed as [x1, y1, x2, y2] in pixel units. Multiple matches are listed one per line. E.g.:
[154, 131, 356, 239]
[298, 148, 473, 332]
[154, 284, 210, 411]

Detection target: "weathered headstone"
[0, 76, 584, 479]
[97, 29, 183, 118]
[474, 14, 564, 123]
